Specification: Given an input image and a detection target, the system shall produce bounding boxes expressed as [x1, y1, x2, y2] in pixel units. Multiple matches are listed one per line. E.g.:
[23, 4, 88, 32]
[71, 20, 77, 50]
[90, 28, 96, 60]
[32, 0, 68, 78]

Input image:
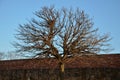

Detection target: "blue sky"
[0, 0, 120, 54]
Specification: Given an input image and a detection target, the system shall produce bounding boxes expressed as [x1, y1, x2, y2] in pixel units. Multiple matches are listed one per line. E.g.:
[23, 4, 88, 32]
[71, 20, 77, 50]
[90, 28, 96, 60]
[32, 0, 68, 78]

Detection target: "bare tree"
[0, 51, 25, 60]
[14, 6, 111, 80]
[0, 52, 5, 60]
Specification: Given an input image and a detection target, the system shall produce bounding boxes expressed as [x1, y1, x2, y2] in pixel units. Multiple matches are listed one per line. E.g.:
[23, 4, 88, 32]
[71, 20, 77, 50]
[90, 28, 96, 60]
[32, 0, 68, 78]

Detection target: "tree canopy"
[14, 6, 111, 60]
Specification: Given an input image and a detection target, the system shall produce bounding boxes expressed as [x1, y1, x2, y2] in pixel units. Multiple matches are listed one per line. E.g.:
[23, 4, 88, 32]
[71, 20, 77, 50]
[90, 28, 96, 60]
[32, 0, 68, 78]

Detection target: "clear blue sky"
[0, 0, 120, 54]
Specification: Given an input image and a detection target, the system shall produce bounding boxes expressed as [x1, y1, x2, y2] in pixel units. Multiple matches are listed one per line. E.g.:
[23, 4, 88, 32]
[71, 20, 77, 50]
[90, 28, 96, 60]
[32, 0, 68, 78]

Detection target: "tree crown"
[14, 6, 111, 60]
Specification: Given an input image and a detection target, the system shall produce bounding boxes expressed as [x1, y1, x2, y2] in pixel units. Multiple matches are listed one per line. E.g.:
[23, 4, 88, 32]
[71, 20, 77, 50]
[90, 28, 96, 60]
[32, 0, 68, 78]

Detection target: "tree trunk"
[59, 62, 65, 80]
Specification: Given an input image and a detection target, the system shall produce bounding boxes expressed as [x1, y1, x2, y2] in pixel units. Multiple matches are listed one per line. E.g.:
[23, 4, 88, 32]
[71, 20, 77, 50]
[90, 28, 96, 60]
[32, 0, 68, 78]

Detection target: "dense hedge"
[0, 68, 120, 80]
